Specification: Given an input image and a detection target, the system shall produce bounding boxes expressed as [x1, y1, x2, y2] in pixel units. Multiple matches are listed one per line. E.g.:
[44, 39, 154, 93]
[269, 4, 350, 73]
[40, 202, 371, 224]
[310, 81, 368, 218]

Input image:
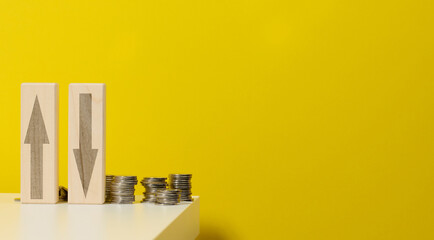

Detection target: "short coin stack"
[156, 189, 181, 205]
[110, 176, 138, 204]
[105, 175, 115, 203]
[58, 186, 68, 202]
[140, 177, 167, 203]
[169, 174, 193, 201]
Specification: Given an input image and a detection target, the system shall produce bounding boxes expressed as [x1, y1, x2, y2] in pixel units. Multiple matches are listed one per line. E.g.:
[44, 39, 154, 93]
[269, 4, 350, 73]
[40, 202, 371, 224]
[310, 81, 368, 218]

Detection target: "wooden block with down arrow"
[21, 83, 59, 204]
[68, 84, 106, 204]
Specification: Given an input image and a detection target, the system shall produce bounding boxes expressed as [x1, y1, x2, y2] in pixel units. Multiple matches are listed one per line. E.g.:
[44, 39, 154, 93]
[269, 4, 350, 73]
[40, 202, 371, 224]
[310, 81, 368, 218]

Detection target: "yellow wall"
[1, 0, 434, 239]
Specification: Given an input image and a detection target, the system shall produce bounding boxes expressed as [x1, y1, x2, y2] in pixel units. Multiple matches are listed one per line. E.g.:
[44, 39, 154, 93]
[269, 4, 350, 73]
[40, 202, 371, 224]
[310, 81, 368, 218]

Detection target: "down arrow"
[73, 93, 98, 197]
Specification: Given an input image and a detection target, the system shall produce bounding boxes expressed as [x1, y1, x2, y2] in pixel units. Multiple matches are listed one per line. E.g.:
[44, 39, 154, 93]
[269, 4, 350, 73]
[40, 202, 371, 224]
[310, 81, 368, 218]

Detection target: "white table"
[0, 193, 200, 240]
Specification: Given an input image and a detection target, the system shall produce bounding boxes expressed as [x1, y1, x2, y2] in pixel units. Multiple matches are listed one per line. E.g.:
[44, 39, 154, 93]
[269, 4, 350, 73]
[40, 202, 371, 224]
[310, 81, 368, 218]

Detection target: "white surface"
[0, 193, 200, 240]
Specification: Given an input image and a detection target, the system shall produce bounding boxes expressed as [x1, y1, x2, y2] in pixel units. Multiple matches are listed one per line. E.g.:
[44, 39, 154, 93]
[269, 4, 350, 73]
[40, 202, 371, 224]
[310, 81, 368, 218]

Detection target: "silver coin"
[168, 174, 193, 203]
[140, 177, 168, 203]
[169, 174, 192, 178]
[142, 177, 167, 182]
[109, 175, 138, 204]
[105, 175, 116, 203]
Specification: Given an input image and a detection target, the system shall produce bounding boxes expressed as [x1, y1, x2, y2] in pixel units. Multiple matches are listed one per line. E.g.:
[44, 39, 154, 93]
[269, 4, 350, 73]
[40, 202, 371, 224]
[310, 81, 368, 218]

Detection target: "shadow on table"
[197, 223, 229, 240]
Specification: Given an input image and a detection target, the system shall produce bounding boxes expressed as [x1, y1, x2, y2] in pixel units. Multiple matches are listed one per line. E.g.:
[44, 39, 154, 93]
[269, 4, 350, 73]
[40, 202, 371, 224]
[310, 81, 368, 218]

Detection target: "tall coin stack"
[156, 189, 181, 205]
[140, 177, 167, 203]
[105, 175, 115, 203]
[169, 174, 193, 201]
[110, 176, 138, 204]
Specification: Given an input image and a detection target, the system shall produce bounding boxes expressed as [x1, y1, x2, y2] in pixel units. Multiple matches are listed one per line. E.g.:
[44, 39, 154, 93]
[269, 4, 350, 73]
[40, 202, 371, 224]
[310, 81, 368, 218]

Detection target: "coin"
[140, 177, 167, 203]
[59, 186, 68, 201]
[169, 174, 193, 201]
[110, 176, 138, 204]
[105, 175, 115, 203]
[155, 189, 181, 205]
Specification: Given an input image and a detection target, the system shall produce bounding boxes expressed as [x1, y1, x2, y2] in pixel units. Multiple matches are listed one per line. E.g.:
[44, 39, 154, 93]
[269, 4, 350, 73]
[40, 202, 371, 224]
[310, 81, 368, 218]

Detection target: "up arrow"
[24, 96, 49, 199]
[73, 94, 98, 197]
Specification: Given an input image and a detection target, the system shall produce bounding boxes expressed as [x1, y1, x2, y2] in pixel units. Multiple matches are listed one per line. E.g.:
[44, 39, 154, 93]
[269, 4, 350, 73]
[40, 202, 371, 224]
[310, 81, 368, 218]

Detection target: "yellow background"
[1, 0, 434, 239]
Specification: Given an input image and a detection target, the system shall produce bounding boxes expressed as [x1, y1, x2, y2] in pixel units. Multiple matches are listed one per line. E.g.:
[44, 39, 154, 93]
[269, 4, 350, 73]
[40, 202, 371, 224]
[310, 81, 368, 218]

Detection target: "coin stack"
[156, 189, 181, 205]
[105, 175, 115, 203]
[169, 174, 193, 201]
[58, 186, 68, 202]
[140, 177, 167, 203]
[110, 176, 138, 204]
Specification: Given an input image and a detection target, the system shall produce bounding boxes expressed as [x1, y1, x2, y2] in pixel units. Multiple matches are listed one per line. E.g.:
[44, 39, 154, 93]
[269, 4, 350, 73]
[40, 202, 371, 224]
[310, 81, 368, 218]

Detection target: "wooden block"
[68, 84, 106, 204]
[21, 83, 59, 204]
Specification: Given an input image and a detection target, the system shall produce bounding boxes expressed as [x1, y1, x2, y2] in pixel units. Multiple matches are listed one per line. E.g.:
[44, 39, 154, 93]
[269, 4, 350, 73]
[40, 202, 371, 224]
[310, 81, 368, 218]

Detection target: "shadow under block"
[68, 84, 106, 204]
[21, 83, 59, 204]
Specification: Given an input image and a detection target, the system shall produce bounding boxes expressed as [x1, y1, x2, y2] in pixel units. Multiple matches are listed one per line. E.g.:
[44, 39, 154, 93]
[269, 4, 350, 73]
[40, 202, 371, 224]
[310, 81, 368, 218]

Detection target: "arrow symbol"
[73, 94, 98, 197]
[24, 96, 49, 199]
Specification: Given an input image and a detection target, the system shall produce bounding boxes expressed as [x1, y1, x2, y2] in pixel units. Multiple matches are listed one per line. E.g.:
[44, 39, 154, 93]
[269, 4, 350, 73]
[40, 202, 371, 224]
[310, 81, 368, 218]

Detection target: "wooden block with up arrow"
[21, 83, 59, 204]
[68, 84, 106, 204]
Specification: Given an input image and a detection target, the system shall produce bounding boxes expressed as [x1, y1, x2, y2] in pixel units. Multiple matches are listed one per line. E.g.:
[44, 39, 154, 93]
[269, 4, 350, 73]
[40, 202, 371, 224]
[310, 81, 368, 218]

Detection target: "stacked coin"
[110, 176, 138, 204]
[169, 174, 193, 201]
[59, 186, 68, 202]
[156, 189, 181, 205]
[140, 177, 167, 203]
[105, 175, 115, 203]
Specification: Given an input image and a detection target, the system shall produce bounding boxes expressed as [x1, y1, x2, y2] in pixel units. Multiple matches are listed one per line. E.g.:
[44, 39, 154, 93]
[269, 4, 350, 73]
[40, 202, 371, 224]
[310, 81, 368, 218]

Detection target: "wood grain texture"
[68, 84, 105, 204]
[21, 83, 59, 204]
